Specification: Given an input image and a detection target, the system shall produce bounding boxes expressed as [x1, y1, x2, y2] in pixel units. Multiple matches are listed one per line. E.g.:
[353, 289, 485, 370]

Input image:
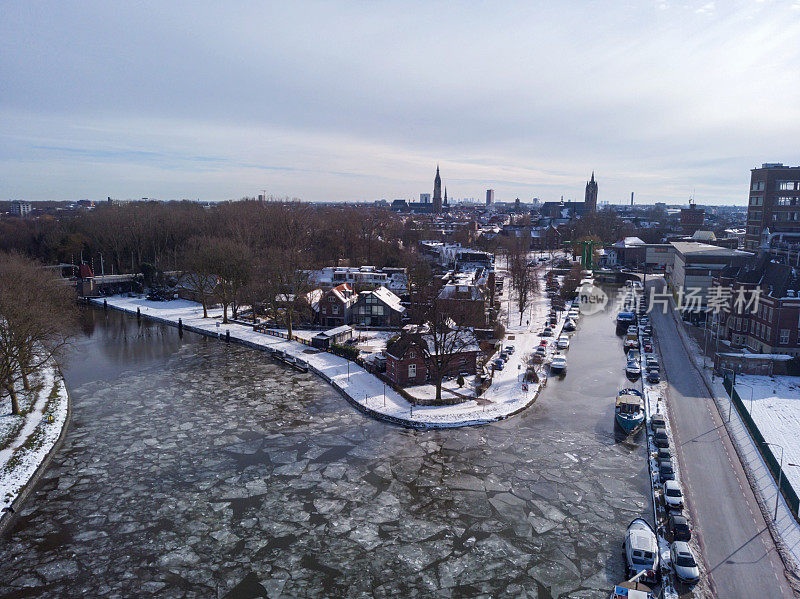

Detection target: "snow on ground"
[0, 365, 69, 516]
[735, 375, 800, 494]
[92, 283, 561, 428]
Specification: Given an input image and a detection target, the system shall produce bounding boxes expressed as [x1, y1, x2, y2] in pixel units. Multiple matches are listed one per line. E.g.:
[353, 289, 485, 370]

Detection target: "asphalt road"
[648, 279, 795, 598]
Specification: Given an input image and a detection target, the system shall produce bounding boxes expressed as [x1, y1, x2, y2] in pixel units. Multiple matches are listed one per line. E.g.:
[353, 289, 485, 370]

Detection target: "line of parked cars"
[639, 306, 701, 587]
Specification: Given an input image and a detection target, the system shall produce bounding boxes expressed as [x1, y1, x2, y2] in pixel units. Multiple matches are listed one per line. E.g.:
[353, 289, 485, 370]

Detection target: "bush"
[330, 343, 359, 361]
[787, 357, 800, 377]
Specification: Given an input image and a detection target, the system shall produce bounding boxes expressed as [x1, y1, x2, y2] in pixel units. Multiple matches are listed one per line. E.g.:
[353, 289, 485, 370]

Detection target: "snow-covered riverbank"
[92, 292, 556, 429]
[0, 365, 70, 521]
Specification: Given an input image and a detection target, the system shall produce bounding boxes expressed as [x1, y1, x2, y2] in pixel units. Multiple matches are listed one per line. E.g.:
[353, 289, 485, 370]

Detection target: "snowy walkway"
[0, 365, 70, 518]
[663, 291, 800, 575]
[92, 294, 552, 429]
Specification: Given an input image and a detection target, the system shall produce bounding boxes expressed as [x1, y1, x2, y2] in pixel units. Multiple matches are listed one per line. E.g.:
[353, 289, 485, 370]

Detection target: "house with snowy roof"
[318, 283, 356, 328]
[351, 286, 405, 328]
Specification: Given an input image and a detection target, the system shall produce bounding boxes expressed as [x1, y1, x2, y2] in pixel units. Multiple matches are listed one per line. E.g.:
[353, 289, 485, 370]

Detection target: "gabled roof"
[363, 285, 405, 313]
[328, 283, 355, 303]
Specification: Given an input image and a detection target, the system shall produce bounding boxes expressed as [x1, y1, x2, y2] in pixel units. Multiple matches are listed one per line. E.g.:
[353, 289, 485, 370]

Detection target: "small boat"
[623, 518, 659, 587]
[624, 334, 640, 349]
[563, 319, 576, 332]
[617, 311, 636, 326]
[550, 354, 567, 374]
[610, 577, 655, 599]
[615, 388, 645, 434]
[626, 349, 640, 363]
[625, 361, 641, 378]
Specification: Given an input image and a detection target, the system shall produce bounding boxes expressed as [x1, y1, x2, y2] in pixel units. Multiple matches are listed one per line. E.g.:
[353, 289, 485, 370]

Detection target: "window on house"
[766, 326, 772, 340]
[778, 181, 797, 191]
[408, 350, 415, 358]
[408, 363, 416, 378]
[750, 196, 763, 206]
[781, 329, 790, 344]
[332, 305, 339, 314]
[752, 181, 765, 191]
[778, 197, 793, 206]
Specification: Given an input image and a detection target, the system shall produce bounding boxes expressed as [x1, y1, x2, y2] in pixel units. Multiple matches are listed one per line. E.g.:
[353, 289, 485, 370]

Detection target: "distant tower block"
[630, 192, 634, 207]
[486, 189, 494, 206]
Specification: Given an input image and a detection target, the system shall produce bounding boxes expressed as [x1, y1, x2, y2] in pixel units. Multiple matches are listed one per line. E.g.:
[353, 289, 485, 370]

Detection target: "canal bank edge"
[0, 369, 72, 537]
[91, 298, 544, 430]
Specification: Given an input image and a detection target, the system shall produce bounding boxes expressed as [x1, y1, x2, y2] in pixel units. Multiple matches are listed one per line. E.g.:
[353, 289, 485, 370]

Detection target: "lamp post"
[764, 442, 784, 521]
[737, 381, 755, 414]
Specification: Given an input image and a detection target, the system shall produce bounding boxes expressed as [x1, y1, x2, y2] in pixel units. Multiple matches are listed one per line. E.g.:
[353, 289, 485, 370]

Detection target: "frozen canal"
[1, 305, 650, 598]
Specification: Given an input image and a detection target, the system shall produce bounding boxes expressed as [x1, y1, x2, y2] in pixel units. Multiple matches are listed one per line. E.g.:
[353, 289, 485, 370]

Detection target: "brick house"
[318, 283, 356, 327]
[384, 332, 478, 387]
[714, 256, 800, 356]
[436, 283, 487, 328]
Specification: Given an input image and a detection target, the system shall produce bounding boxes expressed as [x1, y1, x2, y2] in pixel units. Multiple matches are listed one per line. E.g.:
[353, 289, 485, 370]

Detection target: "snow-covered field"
[92, 283, 559, 428]
[734, 376, 800, 493]
[0, 365, 69, 517]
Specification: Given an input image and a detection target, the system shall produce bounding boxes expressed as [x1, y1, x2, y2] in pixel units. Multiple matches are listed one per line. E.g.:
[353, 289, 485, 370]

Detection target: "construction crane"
[563, 239, 601, 270]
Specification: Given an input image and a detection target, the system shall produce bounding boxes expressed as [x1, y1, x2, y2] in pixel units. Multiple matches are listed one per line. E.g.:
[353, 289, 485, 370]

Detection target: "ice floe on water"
[0, 320, 649, 597]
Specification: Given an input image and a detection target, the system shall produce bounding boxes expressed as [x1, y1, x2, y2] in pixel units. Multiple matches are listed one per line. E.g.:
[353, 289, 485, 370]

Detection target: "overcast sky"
[2, 1, 800, 205]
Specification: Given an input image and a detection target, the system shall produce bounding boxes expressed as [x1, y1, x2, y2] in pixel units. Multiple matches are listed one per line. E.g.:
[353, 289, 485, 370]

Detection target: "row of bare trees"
[0, 253, 78, 415]
[0, 199, 406, 275]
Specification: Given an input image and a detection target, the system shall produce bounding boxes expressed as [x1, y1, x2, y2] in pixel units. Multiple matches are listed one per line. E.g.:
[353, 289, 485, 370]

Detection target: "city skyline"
[2, 1, 800, 204]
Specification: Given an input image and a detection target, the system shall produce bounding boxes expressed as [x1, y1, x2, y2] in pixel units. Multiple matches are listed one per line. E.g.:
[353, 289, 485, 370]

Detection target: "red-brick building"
[318, 283, 356, 327]
[714, 257, 800, 356]
[385, 333, 478, 387]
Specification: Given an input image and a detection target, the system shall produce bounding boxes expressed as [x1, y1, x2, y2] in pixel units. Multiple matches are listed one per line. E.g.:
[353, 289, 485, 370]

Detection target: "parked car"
[647, 369, 661, 384]
[556, 334, 570, 350]
[663, 480, 684, 509]
[654, 428, 670, 448]
[657, 447, 671, 462]
[534, 346, 547, 358]
[493, 359, 505, 371]
[540, 328, 553, 337]
[646, 357, 659, 370]
[659, 459, 675, 482]
[670, 541, 701, 584]
[667, 514, 692, 542]
[506, 346, 515, 355]
[643, 343, 654, 353]
[539, 339, 548, 347]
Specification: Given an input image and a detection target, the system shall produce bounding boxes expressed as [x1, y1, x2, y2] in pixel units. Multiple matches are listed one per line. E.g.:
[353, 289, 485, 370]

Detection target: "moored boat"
[623, 518, 659, 587]
[625, 361, 642, 378]
[615, 388, 644, 433]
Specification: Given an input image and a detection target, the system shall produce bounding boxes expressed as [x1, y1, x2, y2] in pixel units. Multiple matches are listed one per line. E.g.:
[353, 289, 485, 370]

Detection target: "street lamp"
[764, 442, 784, 522]
[737, 381, 755, 414]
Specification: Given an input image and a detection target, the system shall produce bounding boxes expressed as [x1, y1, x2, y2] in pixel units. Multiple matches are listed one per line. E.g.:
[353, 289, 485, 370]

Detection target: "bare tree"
[421, 301, 477, 403]
[263, 248, 313, 339]
[506, 238, 539, 325]
[0, 253, 77, 415]
[208, 238, 252, 323]
[178, 237, 220, 318]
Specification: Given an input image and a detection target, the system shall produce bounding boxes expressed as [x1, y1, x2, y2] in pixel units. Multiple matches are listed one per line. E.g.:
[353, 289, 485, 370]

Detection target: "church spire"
[433, 165, 442, 213]
[444, 186, 448, 205]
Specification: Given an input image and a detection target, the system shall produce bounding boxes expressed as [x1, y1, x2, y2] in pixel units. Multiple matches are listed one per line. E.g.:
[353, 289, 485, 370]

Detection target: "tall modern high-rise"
[433, 166, 442, 213]
[745, 163, 800, 251]
[486, 189, 494, 206]
[584, 172, 598, 212]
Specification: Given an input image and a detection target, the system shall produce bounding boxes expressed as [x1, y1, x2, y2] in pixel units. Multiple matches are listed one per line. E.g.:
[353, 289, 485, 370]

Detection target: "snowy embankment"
[92, 293, 553, 428]
[734, 376, 800, 494]
[0, 364, 70, 519]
